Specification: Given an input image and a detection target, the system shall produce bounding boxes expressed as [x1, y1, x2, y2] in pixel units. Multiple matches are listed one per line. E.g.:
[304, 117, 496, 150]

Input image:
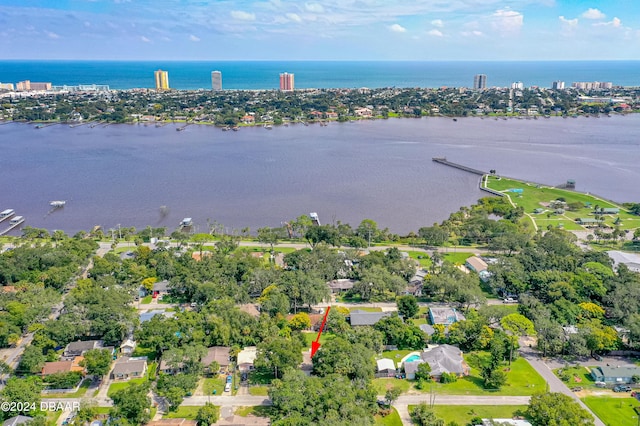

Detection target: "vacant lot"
[582, 396, 640, 426]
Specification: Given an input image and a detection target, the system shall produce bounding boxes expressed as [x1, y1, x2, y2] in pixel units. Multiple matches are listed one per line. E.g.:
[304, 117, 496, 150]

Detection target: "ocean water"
[0, 61, 639, 90]
[1, 115, 639, 235]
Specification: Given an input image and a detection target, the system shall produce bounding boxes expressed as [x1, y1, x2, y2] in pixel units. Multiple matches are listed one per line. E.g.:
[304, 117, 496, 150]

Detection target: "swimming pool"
[405, 354, 421, 363]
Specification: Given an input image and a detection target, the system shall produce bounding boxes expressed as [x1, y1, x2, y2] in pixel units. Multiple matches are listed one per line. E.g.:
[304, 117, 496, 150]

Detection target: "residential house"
[202, 346, 231, 373]
[327, 279, 355, 294]
[354, 107, 373, 117]
[216, 415, 270, 426]
[238, 303, 261, 318]
[110, 357, 148, 380]
[3, 416, 34, 426]
[63, 340, 103, 359]
[42, 357, 85, 376]
[241, 115, 255, 124]
[419, 324, 436, 336]
[607, 251, 640, 273]
[403, 345, 469, 379]
[237, 347, 257, 372]
[376, 359, 396, 377]
[120, 338, 136, 356]
[465, 256, 488, 273]
[591, 365, 640, 384]
[428, 307, 465, 326]
[348, 310, 392, 326]
[152, 280, 170, 298]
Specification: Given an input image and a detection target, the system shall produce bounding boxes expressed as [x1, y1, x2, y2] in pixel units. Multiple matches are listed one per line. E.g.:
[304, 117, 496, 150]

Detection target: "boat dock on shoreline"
[0, 209, 15, 223]
[432, 157, 487, 176]
[0, 216, 25, 236]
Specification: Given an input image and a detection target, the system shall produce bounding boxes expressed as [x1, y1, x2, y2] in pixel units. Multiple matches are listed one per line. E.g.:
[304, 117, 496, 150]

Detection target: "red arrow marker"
[311, 306, 330, 358]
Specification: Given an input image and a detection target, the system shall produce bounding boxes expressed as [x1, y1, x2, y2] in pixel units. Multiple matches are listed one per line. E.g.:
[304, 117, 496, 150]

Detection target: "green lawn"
[372, 378, 412, 395]
[553, 366, 596, 388]
[107, 377, 146, 398]
[405, 251, 432, 268]
[202, 377, 226, 395]
[374, 408, 403, 426]
[163, 406, 205, 420]
[43, 378, 92, 398]
[140, 295, 152, 304]
[485, 176, 640, 231]
[442, 252, 474, 265]
[235, 406, 273, 417]
[431, 405, 528, 425]
[349, 306, 383, 313]
[131, 345, 158, 360]
[302, 331, 336, 347]
[381, 350, 415, 362]
[582, 397, 640, 426]
[248, 386, 269, 396]
[416, 356, 546, 396]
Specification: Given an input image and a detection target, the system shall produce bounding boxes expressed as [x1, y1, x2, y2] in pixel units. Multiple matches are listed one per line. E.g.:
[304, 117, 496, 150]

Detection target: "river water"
[1, 115, 639, 235]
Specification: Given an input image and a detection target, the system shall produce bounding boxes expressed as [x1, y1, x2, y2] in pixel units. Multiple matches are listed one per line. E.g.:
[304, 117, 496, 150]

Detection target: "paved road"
[519, 344, 605, 426]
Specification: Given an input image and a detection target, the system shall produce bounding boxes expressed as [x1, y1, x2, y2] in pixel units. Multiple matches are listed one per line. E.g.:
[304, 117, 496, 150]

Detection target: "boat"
[264, 124, 272, 130]
[50, 201, 66, 208]
[232, 126, 239, 131]
[10, 216, 24, 225]
[176, 127, 185, 131]
[309, 212, 321, 226]
[180, 217, 193, 227]
[0, 209, 15, 222]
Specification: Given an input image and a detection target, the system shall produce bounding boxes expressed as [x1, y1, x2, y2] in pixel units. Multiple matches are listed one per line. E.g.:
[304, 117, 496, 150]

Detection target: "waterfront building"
[154, 70, 169, 90]
[279, 72, 294, 91]
[552, 80, 565, 90]
[16, 80, 52, 91]
[473, 74, 487, 89]
[211, 71, 222, 90]
[510, 81, 524, 90]
[51, 84, 110, 93]
[572, 81, 613, 90]
[0, 83, 14, 91]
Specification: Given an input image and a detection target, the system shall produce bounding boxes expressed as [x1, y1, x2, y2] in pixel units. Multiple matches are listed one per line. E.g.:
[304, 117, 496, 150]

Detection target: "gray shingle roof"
[348, 310, 392, 326]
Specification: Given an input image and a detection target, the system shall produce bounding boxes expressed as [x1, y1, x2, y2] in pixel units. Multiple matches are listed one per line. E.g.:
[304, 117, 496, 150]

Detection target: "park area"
[484, 176, 640, 231]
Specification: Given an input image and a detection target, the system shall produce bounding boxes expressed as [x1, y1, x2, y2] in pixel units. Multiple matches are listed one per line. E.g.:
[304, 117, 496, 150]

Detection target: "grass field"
[553, 366, 596, 388]
[485, 176, 640, 231]
[415, 356, 546, 396]
[430, 405, 529, 424]
[202, 377, 226, 395]
[582, 397, 640, 426]
[44, 378, 92, 398]
[163, 406, 204, 420]
[442, 252, 474, 265]
[302, 331, 336, 347]
[374, 408, 403, 426]
[372, 378, 412, 394]
[107, 377, 146, 398]
[349, 306, 383, 313]
[248, 386, 269, 396]
[140, 295, 153, 304]
[405, 251, 432, 268]
[235, 406, 273, 417]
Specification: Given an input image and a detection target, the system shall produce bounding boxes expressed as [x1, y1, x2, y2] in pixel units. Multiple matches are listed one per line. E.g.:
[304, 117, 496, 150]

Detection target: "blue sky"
[0, 0, 638, 60]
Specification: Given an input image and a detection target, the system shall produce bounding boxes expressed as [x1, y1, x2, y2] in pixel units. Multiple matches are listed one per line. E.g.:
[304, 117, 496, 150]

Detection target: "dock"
[0, 216, 25, 236]
[0, 209, 15, 223]
[432, 157, 487, 176]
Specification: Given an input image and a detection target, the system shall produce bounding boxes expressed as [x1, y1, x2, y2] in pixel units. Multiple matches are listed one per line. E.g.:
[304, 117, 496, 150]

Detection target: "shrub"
[440, 372, 458, 383]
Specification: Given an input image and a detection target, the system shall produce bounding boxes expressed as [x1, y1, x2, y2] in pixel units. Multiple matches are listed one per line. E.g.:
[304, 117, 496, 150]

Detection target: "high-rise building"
[473, 74, 487, 89]
[154, 69, 169, 90]
[279, 72, 294, 91]
[211, 71, 222, 91]
[0, 83, 15, 91]
[511, 81, 524, 90]
[16, 80, 52, 91]
[552, 81, 565, 90]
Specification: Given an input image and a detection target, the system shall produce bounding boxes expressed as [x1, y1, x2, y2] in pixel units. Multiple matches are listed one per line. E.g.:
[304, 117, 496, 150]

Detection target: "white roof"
[376, 358, 396, 372]
[237, 346, 257, 365]
[607, 250, 640, 272]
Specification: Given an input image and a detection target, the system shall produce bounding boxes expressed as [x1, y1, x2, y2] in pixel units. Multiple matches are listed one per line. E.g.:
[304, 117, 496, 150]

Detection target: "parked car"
[613, 385, 632, 392]
[592, 354, 603, 361]
[226, 374, 233, 383]
[595, 381, 607, 388]
[224, 382, 231, 392]
[571, 387, 583, 392]
[503, 297, 517, 304]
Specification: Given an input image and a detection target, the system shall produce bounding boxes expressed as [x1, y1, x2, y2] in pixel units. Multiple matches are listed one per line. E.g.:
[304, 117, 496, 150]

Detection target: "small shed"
[376, 358, 396, 376]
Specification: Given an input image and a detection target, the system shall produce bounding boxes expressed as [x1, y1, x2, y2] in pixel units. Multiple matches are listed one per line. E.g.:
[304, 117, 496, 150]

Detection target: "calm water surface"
[1, 115, 639, 235]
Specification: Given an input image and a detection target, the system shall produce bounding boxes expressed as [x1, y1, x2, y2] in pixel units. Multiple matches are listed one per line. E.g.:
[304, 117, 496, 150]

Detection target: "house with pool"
[400, 344, 469, 380]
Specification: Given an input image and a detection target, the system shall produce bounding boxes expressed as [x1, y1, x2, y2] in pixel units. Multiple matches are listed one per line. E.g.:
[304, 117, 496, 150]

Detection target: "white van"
[224, 382, 231, 392]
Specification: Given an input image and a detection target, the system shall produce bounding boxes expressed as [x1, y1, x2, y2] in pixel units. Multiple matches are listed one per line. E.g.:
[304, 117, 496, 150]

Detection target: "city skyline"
[0, 1, 638, 61]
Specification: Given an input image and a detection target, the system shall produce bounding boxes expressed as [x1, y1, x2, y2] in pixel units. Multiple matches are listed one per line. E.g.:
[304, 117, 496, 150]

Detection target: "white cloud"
[305, 3, 324, 13]
[231, 10, 256, 21]
[461, 30, 483, 37]
[559, 16, 578, 27]
[427, 29, 443, 37]
[141, 36, 150, 42]
[286, 13, 302, 23]
[431, 19, 443, 28]
[189, 34, 200, 41]
[389, 23, 406, 33]
[46, 31, 60, 39]
[491, 9, 523, 33]
[594, 17, 622, 27]
[582, 8, 605, 20]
